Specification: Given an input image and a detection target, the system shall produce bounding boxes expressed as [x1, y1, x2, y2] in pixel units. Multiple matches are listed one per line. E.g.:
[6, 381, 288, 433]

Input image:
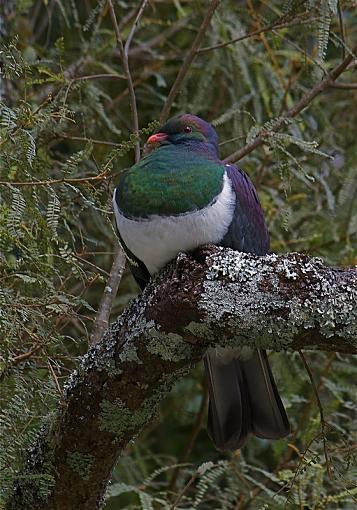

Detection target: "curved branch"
[90, 244, 126, 345]
[198, 12, 314, 54]
[159, 0, 221, 123]
[7, 247, 356, 510]
[108, 0, 145, 163]
[224, 43, 357, 163]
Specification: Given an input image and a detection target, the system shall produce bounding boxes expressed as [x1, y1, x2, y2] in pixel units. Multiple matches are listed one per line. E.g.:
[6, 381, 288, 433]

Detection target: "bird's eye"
[183, 126, 192, 133]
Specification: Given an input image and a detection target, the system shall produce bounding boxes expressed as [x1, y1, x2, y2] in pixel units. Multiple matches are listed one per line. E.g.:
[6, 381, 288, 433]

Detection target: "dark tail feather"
[241, 350, 290, 440]
[204, 352, 250, 450]
[204, 349, 289, 451]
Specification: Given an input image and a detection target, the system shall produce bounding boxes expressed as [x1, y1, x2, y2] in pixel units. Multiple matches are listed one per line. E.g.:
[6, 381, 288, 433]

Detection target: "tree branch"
[0, 172, 109, 187]
[328, 81, 357, 89]
[7, 247, 356, 510]
[107, 0, 146, 163]
[159, 0, 221, 123]
[90, 245, 126, 345]
[100, 2, 148, 347]
[198, 12, 314, 54]
[299, 351, 333, 480]
[224, 43, 357, 163]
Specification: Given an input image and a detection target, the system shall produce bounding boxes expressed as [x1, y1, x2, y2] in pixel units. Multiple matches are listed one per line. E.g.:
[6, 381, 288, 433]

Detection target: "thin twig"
[90, 245, 126, 345]
[10, 344, 43, 366]
[37, 55, 93, 103]
[73, 254, 110, 277]
[159, 0, 221, 123]
[48, 360, 64, 398]
[287, 434, 318, 495]
[337, 0, 346, 60]
[0, 171, 109, 187]
[224, 42, 357, 163]
[91, 1, 148, 348]
[299, 351, 333, 480]
[106, 61, 163, 112]
[227, 351, 336, 508]
[278, 353, 335, 472]
[58, 133, 124, 147]
[168, 471, 199, 510]
[63, 74, 126, 101]
[74, 73, 126, 81]
[198, 14, 314, 54]
[168, 385, 208, 493]
[327, 81, 357, 89]
[124, 0, 149, 60]
[247, 0, 286, 89]
[29, 0, 55, 44]
[108, 0, 147, 163]
[129, 16, 189, 57]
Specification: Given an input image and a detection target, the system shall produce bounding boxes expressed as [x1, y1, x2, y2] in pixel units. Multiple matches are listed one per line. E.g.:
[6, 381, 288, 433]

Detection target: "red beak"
[146, 132, 168, 144]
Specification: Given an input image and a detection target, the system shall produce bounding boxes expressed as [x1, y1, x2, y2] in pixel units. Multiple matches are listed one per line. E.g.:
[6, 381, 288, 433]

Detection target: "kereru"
[113, 114, 290, 450]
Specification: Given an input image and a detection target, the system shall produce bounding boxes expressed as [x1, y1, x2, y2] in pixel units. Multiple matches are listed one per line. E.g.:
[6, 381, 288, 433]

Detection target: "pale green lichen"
[99, 394, 161, 441]
[119, 342, 142, 363]
[200, 278, 290, 350]
[146, 329, 191, 361]
[184, 320, 215, 341]
[99, 399, 133, 438]
[66, 451, 95, 481]
[98, 368, 192, 442]
[199, 249, 357, 351]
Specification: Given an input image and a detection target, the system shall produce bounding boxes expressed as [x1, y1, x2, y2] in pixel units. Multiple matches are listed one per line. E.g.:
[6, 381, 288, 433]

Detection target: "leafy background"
[0, 0, 356, 508]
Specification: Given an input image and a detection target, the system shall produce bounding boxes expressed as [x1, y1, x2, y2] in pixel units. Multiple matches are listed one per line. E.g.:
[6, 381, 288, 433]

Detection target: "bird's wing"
[221, 163, 269, 255]
[113, 187, 151, 290]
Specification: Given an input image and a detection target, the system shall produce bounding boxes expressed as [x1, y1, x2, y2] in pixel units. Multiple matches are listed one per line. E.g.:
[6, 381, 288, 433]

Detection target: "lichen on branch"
[6, 246, 357, 510]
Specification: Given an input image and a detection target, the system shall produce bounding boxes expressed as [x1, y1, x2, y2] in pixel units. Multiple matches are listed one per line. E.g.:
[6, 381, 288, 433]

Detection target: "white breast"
[113, 172, 236, 275]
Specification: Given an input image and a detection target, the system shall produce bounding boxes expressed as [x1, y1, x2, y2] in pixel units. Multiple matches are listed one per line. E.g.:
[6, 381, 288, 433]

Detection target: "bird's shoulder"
[220, 163, 270, 255]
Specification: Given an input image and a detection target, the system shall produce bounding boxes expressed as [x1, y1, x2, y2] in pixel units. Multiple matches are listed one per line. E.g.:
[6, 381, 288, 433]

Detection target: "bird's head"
[146, 114, 219, 157]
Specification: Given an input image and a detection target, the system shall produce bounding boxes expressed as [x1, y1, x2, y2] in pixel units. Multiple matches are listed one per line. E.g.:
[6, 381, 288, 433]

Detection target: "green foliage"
[0, 0, 356, 509]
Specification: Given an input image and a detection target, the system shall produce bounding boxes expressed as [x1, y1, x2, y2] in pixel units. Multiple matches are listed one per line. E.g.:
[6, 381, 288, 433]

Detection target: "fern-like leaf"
[46, 189, 61, 238]
[7, 187, 26, 237]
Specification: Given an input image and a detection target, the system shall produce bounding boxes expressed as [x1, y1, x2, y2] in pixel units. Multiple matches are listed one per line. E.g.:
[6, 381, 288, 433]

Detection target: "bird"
[112, 113, 290, 450]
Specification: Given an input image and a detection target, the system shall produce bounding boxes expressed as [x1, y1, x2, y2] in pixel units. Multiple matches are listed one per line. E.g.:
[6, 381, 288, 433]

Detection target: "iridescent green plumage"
[116, 144, 224, 217]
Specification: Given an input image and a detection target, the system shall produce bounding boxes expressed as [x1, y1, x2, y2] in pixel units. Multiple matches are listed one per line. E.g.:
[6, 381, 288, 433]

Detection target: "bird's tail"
[203, 349, 290, 450]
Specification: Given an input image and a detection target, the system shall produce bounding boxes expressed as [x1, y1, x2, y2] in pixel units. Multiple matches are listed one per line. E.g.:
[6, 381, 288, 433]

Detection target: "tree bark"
[7, 247, 357, 510]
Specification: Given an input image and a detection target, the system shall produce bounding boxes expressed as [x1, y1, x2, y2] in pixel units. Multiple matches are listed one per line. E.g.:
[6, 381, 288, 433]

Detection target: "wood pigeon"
[113, 114, 290, 450]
